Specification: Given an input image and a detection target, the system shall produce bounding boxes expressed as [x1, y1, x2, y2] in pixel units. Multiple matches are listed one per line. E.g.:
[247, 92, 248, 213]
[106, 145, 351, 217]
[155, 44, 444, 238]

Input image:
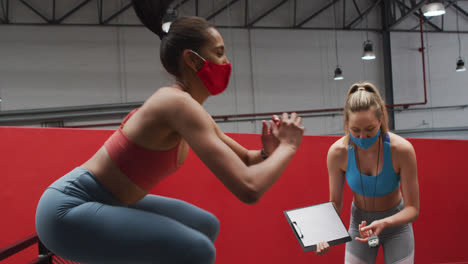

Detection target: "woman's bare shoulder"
[329, 136, 348, 155]
[388, 132, 415, 154]
[327, 136, 348, 163]
[327, 136, 348, 173]
[144, 86, 201, 113]
[150, 86, 193, 102]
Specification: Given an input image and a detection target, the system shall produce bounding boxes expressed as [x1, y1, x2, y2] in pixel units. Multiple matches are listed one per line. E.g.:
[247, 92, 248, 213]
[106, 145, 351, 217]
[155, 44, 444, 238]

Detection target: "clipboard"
[283, 202, 351, 252]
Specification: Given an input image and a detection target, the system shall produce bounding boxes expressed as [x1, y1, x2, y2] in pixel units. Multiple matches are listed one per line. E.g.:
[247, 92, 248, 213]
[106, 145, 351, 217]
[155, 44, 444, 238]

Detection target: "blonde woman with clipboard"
[320, 82, 419, 263]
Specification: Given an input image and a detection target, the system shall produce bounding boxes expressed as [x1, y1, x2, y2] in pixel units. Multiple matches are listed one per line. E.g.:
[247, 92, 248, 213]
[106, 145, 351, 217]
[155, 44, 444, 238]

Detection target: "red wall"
[1, 126, 467, 264]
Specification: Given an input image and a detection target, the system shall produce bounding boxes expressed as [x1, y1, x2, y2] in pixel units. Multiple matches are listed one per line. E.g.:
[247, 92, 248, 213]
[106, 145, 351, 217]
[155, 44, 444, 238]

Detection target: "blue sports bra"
[345, 133, 400, 197]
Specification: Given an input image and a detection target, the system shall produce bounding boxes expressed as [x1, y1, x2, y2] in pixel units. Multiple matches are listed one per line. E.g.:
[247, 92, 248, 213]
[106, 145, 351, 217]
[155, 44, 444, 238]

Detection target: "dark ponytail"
[131, 0, 174, 40]
[132, 0, 214, 78]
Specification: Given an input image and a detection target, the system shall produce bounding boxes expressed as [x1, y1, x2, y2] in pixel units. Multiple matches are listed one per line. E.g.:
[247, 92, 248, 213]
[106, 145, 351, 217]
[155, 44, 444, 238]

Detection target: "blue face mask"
[349, 129, 381, 150]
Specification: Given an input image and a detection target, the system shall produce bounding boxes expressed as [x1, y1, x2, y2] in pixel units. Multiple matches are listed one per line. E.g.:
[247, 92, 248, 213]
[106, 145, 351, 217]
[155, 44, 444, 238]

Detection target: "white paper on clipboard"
[284, 202, 351, 252]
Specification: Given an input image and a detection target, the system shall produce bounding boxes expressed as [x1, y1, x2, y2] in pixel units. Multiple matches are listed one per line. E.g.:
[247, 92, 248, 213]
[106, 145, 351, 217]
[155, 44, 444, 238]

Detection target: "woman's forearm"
[242, 144, 297, 198]
[330, 200, 343, 215]
[245, 149, 265, 166]
[382, 206, 419, 228]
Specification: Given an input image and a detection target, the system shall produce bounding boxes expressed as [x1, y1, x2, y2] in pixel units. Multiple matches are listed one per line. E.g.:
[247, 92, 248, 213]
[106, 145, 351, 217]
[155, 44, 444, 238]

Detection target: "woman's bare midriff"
[352, 187, 402, 212]
[82, 147, 148, 204]
[82, 137, 189, 205]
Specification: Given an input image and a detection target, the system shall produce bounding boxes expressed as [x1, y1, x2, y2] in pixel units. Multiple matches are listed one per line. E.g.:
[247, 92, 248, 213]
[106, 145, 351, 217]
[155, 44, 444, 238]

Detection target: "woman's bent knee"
[185, 236, 216, 264]
[204, 213, 220, 242]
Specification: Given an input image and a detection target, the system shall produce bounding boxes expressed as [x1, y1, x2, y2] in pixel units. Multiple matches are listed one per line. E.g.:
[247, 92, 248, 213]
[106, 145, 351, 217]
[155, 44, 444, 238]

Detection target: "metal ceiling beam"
[409, 1, 457, 31]
[453, 3, 468, 21]
[8, 0, 94, 25]
[390, 0, 396, 21]
[346, 0, 382, 29]
[6, 0, 9, 23]
[352, 0, 363, 18]
[296, 0, 338, 28]
[0, 0, 466, 32]
[0, 0, 5, 23]
[55, 0, 92, 24]
[52, 0, 56, 21]
[205, 0, 240, 21]
[393, 0, 441, 31]
[343, 0, 346, 28]
[293, 0, 297, 25]
[0, 0, 9, 23]
[246, 0, 288, 27]
[412, 14, 442, 31]
[97, 0, 103, 23]
[395, 0, 407, 17]
[1, 21, 467, 33]
[102, 2, 132, 24]
[245, 0, 249, 25]
[389, 0, 427, 29]
[19, 0, 50, 23]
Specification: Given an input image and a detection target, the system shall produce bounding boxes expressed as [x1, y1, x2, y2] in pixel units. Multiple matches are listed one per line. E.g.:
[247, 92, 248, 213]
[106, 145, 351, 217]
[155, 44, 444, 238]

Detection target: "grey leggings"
[345, 200, 414, 264]
[35, 167, 220, 264]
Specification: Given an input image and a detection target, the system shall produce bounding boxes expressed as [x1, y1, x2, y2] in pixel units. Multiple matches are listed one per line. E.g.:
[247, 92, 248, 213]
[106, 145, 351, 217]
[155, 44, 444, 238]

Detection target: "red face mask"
[191, 50, 232, 95]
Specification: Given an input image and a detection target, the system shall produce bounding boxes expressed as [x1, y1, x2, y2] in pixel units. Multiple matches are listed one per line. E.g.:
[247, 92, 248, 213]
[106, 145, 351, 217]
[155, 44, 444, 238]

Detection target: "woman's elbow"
[412, 207, 420, 222]
[237, 188, 262, 204]
[234, 180, 265, 204]
[330, 200, 342, 214]
[232, 174, 265, 204]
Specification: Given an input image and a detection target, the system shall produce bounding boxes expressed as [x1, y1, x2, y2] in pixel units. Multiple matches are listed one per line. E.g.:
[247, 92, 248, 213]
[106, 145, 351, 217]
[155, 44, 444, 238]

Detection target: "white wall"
[391, 31, 468, 139]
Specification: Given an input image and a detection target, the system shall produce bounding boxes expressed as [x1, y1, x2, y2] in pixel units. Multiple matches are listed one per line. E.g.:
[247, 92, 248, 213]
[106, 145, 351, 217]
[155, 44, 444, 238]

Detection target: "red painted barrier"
[0, 126, 467, 263]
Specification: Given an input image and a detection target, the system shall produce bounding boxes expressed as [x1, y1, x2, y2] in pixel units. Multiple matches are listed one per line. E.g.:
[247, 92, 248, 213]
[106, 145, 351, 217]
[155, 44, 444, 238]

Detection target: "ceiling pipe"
[385, 10, 427, 109]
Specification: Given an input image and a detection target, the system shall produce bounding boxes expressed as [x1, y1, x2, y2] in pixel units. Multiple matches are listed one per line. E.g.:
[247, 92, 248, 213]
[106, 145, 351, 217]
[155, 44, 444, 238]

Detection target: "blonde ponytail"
[343, 82, 389, 135]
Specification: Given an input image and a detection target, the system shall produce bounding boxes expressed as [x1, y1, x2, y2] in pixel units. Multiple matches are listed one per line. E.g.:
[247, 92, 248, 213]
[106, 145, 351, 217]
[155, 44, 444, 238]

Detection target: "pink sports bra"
[104, 108, 181, 191]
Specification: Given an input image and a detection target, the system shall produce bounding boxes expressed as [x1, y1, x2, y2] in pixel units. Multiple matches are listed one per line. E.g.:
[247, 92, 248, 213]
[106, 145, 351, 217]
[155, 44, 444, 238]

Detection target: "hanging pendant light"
[332, 3, 343, 80]
[362, 40, 376, 60]
[162, 8, 177, 33]
[421, 2, 446, 17]
[456, 57, 466, 72]
[334, 66, 344, 80]
[455, 1, 465, 73]
[361, 12, 375, 61]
